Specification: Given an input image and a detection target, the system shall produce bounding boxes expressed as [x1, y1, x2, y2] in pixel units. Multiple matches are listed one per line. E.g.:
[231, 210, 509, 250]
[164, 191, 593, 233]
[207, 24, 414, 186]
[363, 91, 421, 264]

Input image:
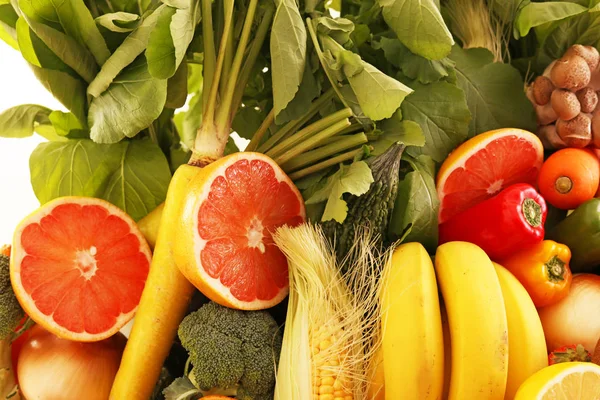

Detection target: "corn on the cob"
[311, 324, 353, 400]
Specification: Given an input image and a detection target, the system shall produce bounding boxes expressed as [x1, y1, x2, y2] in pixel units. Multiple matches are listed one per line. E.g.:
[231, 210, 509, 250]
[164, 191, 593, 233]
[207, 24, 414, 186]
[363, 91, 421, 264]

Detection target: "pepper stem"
[555, 176, 573, 194]
[546, 255, 566, 282]
[522, 198, 542, 227]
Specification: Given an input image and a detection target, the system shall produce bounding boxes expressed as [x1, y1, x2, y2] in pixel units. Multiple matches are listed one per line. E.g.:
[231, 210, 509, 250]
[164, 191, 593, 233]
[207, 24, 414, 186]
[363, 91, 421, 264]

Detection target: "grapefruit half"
[173, 152, 305, 310]
[437, 128, 544, 224]
[11, 197, 151, 342]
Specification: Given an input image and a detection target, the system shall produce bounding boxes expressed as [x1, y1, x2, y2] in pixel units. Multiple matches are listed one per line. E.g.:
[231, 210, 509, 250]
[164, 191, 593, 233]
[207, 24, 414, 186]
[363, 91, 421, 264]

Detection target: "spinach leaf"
[389, 154, 439, 253]
[18, 0, 110, 65]
[371, 119, 425, 155]
[515, 1, 588, 38]
[274, 53, 320, 125]
[449, 46, 536, 137]
[270, 0, 307, 121]
[305, 161, 374, 223]
[378, 0, 454, 60]
[0, 104, 52, 138]
[88, 4, 166, 97]
[29, 138, 172, 221]
[95, 12, 141, 33]
[401, 80, 471, 162]
[88, 58, 168, 143]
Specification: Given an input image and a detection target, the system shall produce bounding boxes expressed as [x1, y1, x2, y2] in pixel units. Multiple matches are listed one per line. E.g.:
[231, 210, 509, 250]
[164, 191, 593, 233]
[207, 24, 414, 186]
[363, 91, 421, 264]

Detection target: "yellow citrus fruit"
[515, 362, 600, 399]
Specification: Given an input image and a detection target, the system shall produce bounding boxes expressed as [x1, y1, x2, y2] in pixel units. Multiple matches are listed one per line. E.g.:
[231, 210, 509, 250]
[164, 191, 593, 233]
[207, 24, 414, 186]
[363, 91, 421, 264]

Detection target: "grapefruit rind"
[178, 152, 305, 311]
[437, 128, 544, 223]
[10, 196, 151, 342]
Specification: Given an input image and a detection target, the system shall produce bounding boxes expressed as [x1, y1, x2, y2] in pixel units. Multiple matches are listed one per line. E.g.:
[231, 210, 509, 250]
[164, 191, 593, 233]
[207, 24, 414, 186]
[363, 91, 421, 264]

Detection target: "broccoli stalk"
[0, 253, 27, 400]
[167, 301, 283, 400]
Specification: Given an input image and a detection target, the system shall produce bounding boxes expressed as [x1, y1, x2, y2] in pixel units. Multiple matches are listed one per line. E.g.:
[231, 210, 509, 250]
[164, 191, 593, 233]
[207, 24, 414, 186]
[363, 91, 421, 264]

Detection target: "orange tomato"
[538, 148, 600, 210]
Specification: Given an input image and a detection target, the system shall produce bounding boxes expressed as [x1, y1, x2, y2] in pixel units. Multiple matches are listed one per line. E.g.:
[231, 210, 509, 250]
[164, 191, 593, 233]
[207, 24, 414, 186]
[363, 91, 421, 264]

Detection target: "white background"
[0, 41, 63, 244]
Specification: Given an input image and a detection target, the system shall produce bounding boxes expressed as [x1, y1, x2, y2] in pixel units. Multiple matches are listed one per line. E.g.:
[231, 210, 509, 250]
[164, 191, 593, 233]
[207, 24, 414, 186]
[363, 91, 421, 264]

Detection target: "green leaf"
[274, 54, 320, 125]
[165, 58, 188, 109]
[0, 3, 18, 49]
[449, 46, 536, 137]
[378, 37, 455, 84]
[306, 161, 374, 223]
[315, 16, 355, 45]
[270, 0, 307, 120]
[48, 110, 87, 137]
[232, 106, 266, 140]
[95, 12, 141, 33]
[162, 377, 202, 400]
[401, 80, 471, 162]
[29, 138, 172, 221]
[515, 1, 588, 37]
[18, 0, 110, 65]
[178, 91, 202, 149]
[389, 154, 439, 253]
[372, 119, 425, 155]
[0, 104, 51, 138]
[88, 4, 166, 97]
[347, 60, 413, 121]
[89, 58, 168, 143]
[378, 0, 454, 60]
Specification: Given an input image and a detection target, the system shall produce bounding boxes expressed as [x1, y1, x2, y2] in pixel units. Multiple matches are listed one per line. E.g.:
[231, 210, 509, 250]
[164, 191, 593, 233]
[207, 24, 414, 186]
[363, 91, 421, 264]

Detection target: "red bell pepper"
[439, 183, 547, 260]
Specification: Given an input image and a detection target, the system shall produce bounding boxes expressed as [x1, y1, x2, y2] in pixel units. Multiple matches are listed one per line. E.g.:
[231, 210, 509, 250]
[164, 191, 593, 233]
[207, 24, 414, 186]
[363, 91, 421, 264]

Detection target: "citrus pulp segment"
[175, 152, 305, 311]
[437, 128, 544, 223]
[11, 197, 151, 342]
[515, 362, 600, 399]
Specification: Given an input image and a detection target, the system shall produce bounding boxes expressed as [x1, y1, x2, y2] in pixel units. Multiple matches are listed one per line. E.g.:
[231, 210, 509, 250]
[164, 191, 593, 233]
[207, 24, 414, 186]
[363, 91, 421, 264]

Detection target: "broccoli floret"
[178, 301, 282, 399]
[0, 255, 24, 339]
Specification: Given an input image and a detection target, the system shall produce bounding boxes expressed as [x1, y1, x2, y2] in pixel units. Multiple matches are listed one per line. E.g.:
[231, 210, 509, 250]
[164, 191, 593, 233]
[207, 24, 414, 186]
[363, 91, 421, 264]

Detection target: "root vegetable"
[538, 125, 566, 150]
[551, 89, 581, 120]
[532, 76, 555, 105]
[576, 87, 598, 113]
[536, 103, 558, 125]
[556, 113, 592, 148]
[550, 54, 591, 91]
[565, 45, 600, 72]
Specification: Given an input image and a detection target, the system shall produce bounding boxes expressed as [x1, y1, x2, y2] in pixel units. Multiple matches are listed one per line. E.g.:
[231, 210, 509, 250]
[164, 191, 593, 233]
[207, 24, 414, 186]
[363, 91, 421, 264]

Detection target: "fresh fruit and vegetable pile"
[2, 0, 600, 399]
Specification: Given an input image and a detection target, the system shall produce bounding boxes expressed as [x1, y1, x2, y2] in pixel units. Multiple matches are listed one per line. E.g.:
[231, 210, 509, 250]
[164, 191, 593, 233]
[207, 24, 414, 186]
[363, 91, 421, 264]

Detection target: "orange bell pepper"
[499, 240, 572, 308]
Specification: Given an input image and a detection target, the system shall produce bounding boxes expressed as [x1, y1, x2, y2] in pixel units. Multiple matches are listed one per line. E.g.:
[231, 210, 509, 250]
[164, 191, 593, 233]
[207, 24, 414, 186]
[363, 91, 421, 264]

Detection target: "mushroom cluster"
[528, 45, 600, 149]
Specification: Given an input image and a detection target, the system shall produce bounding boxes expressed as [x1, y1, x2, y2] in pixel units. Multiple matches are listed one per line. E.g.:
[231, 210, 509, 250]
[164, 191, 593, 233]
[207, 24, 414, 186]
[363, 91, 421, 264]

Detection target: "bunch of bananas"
[377, 241, 548, 400]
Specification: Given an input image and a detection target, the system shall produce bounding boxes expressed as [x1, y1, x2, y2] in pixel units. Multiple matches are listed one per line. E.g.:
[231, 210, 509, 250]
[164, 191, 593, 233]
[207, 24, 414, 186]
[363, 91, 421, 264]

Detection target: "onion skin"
[538, 274, 600, 353]
[18, 325, 126, 400]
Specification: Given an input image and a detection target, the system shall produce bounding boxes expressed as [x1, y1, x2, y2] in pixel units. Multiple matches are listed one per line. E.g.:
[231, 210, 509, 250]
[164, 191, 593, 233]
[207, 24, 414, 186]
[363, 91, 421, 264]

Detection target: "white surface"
[0, 41, 65, 245]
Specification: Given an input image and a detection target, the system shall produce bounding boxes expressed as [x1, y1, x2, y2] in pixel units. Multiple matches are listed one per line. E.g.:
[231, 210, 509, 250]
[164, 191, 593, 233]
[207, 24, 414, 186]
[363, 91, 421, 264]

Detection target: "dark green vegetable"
[0, 254, 24, 339]
[547, 198, 600, 273]
[322, 143, 405, 261]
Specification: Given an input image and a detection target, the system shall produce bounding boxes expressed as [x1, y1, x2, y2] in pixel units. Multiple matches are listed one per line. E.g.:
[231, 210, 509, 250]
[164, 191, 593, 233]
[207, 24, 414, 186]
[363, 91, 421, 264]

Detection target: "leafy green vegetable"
[371, 119, 425, 155]
[0, 3, 19, 49]
[306, 161, 374, 223]
[270, 0, 307, 122]
[49, 110, 87, 137]
[88, 58, 167, 143]
[401, 80, 471, 162]
[162, 377, 202, 400]
[449, 46, 535, 137]
[389, 154, 439, 252]
[0, 104, 52, 138]
[378, 0, 454, 60]
[29, 138, 171, 221]
[515, 1, 588, 38]
[95, 12, 141, 33]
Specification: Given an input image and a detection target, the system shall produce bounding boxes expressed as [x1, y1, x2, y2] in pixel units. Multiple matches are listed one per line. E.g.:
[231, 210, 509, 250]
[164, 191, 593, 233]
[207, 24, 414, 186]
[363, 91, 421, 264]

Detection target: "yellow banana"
[493, 262, 547, 400]
[381, 242, 444, 400]
[435, 242, 508, 400]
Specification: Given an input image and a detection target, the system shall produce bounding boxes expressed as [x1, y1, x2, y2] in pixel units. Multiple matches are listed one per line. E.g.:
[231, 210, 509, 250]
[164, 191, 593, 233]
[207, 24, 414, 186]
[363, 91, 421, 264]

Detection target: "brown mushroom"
[536, 103, 559, 125]
[551, 89, 581, 120]
[565, 44, 600, 72]
[576, 87, 599, 113]
[592, 113, 600, 147]
[538, 124, 567, 150]
[532, 76, 555, 105]
[556, 113, 592, 148]
[550, 54, 592, 91]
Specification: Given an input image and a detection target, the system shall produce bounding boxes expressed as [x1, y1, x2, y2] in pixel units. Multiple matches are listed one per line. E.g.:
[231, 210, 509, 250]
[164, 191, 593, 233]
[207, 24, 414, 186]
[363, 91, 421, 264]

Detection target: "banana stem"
[289, 148, 364, 180]
[275, 118, 351, 165]
[282, 132, 367, 172]
[267, 108, 353, 159]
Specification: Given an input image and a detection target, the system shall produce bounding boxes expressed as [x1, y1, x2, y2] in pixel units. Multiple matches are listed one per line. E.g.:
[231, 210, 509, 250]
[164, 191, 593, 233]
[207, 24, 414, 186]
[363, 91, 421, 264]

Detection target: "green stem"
[282, 132, 368, 172]
[306, 17, 351, 110]
[257, 88, 335, 153]
[148, 123, 158, 145]
[267, 108, 353, 159]
[339, 122, 362, 135]
[246, 108, 275, 152]
[230, 3, 275, 117]
[201, 0, 216, 114]
[215, 0, 259, 131]
[219, 0, 234, 101]
[289, 148, 364, 180]
[275, 118, 351, 165]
